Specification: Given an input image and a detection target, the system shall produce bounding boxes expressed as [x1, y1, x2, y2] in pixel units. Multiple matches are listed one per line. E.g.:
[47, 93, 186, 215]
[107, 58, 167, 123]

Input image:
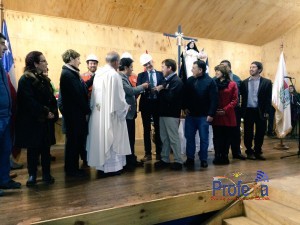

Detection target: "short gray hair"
[105, 51, 120, 63]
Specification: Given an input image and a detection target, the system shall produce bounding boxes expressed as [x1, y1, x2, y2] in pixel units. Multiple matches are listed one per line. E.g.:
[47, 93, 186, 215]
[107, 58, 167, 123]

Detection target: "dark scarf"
[216, 79, 230, 90]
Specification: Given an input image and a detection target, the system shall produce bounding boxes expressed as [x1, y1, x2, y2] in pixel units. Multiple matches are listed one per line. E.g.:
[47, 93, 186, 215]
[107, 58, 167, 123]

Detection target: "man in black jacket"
[241, 61, 272, 160]
[154, 59, 184, 170]
[183, 60, 218, 169]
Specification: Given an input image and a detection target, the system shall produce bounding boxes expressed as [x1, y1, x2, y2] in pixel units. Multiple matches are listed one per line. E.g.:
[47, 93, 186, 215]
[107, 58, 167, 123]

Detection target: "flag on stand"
[272, 52, 292, 138]
[1, 20, 17, 90]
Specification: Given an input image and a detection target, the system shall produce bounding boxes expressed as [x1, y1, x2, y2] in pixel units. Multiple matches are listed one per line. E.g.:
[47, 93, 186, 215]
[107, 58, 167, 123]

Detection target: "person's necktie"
[149, 71, 154, 88]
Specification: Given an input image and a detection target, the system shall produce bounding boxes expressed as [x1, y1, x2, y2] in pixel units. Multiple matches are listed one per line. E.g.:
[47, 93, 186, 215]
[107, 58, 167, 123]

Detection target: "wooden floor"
[1, 136, 299, 225]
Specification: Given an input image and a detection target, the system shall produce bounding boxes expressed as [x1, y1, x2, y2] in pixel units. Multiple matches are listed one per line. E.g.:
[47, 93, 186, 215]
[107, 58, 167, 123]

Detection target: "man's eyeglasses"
[39, 60, 47, 63]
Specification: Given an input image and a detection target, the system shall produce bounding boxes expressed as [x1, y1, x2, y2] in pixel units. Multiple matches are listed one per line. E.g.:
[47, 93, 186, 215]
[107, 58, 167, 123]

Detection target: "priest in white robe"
[86, 51, 131, 175]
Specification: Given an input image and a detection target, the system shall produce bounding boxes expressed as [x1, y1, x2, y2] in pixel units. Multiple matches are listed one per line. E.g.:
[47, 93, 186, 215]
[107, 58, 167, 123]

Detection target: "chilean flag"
[2, 20, 17, 90]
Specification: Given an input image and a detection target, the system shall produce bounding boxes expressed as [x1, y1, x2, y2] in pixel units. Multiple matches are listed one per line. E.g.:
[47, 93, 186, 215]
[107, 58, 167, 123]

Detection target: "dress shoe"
[233, 154, 247, 160]
[124, 161, 144, 171]
[183, 158, 194, 169]
[255, 154, 266, 160]
[154, 160, 170, 169]
[0, 190, 4, 197]
[201, 161, 208, 168]
[213, 158, 229, 165]
[80, 161, 90, 169]
[141, 155, 152, 162]
[0, 180, 21, 189]
[26, 176, 37, 187]
[97, 170, 122, 178]
[66, 170, 87, 177]
[170, 162, 182, 171]
[247, 153, 256, 160]
[42, 175, 55, 184]
[213, 158, 222, 165]
[155, 155, 161, 161]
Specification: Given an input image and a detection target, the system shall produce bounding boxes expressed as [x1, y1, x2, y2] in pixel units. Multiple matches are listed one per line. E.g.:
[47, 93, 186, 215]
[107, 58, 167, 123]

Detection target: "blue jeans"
[0, 118, 12, 184]
[185, 116, 209, 161]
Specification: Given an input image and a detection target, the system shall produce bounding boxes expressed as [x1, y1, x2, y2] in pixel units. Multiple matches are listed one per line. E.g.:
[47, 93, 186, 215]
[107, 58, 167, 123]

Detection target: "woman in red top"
[212, 64, 238, 165]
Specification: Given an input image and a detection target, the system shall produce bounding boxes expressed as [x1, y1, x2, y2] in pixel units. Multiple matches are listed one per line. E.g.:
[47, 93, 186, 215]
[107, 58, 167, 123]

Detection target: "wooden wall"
[262, 23, 300, 91]
[5, 10, 261, 139]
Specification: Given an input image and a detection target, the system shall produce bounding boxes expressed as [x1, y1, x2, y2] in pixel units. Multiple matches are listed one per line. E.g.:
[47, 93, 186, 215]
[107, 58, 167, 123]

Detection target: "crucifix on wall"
[163, 25, 198, 71]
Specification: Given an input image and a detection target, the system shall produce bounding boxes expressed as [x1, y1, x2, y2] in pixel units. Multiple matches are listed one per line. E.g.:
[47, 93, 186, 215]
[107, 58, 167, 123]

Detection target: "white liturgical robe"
[87, 64, 131, 172]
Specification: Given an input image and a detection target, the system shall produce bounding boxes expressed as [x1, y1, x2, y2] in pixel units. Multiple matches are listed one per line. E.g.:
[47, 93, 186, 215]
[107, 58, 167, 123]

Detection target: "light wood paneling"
[5, 10, 261, 139]
[3, 0, 300, 45]
[262, 21, 300, 91]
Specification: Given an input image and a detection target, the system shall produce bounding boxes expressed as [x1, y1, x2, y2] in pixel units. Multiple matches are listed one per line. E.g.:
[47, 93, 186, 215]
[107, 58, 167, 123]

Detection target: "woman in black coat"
[15, 51, 58, 186]
[59, 49, 90, 177]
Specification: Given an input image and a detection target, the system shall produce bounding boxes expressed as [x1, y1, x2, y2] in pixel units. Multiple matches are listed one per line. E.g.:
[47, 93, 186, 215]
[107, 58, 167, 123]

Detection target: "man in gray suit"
[119, 57, 149, 169]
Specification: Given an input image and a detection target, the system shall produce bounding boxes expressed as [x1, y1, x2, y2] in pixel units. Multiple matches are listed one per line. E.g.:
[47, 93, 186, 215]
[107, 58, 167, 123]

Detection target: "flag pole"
[273, 41, 290, 150]
[0, 0, 3, 31]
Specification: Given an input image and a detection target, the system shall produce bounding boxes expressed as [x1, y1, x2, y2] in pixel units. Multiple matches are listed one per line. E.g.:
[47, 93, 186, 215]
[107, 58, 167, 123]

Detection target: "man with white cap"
[81, 54, 99, 98]
[137, 53, 164, 162]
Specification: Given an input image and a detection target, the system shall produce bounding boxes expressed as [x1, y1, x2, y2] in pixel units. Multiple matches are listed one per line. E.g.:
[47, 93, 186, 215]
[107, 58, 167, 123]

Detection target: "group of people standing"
[0, 32, 274, 195]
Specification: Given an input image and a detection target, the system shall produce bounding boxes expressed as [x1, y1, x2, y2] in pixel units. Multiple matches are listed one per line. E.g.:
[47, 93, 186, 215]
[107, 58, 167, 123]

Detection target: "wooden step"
[268, 175, 300, 210]
[244, 200, 300, 225]
[224, 216, 260, 225]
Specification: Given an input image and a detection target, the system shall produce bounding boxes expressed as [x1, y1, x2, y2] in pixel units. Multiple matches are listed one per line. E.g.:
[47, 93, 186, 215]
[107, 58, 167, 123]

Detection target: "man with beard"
[241, 61, 272, 160]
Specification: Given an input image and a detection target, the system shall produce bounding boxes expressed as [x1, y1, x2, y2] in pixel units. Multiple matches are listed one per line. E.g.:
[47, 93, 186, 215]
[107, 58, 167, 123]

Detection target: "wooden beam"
[33, 190, 230, 225]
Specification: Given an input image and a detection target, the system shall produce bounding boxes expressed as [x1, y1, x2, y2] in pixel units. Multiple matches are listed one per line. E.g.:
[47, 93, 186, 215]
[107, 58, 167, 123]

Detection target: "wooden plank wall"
[5, 10, 261, 139]
[262, 22, 300, 91]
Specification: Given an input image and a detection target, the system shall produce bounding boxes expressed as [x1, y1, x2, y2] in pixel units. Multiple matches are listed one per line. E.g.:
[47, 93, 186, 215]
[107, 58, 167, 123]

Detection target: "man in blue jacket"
[0, 33, 21, 195]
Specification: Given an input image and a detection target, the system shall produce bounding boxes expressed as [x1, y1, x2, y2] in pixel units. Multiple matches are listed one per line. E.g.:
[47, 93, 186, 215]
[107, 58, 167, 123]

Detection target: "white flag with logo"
[272, 52, 292, 138]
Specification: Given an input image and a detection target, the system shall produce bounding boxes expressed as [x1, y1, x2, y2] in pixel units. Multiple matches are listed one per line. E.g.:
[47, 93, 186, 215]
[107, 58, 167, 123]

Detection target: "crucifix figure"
[163, 25, 198, 71]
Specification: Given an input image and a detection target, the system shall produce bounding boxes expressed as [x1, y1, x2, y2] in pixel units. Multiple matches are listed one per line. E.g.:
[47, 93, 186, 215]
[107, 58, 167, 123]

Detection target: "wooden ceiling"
[3, 0, 300, 46]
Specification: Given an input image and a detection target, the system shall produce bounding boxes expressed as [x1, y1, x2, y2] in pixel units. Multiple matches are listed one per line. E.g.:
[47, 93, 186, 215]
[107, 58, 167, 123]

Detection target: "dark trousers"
[126, 119, 137, 164]
[213, 126, 234, 159]
[230, 107, 242, 156]
[141, 110, 162, 156]
[27, 146, 51, 176]
[244, 108, 267, 155]
[0, 119, 12, 184]
[65, 131, 86, 173]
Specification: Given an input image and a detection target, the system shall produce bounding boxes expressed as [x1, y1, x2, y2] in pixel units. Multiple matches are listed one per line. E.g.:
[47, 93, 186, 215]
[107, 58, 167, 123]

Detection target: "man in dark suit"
[241, 61, 272, 160]
[137, 53, 164, 161]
